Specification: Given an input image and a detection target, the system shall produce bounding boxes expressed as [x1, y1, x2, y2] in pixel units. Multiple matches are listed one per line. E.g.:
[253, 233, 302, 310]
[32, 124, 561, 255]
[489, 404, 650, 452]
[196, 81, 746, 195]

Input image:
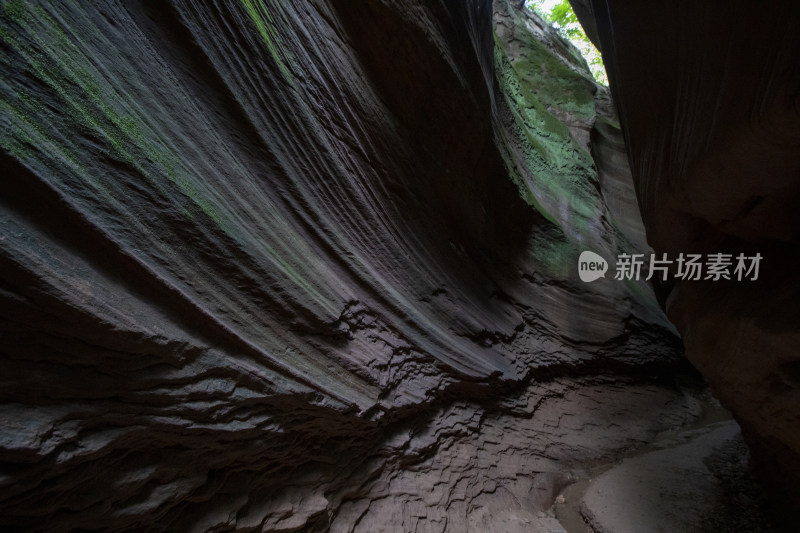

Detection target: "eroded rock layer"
[2, 0, 687, 530]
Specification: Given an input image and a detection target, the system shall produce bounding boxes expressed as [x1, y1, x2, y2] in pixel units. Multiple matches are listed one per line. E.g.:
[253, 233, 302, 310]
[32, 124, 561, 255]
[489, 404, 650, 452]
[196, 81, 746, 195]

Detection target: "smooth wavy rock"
[1, 0, 684, 530]
[587, 0, 800, 519]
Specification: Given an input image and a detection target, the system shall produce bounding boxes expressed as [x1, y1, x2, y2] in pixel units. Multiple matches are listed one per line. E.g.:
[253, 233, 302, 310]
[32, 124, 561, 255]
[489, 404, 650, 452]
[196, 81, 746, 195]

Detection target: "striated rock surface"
[587, 0, 800, 519]
[0, 0, 716, 530]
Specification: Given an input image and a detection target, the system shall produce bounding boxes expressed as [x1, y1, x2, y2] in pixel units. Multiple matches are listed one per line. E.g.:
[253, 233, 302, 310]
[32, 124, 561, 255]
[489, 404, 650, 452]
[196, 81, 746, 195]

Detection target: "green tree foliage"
[525, 0, 608, 85]
[549, 1, 578, 31]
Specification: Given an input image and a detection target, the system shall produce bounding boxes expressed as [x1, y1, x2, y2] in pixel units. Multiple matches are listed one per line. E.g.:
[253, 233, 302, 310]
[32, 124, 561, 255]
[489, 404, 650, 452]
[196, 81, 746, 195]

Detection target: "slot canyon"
[1, 0, 798, 531]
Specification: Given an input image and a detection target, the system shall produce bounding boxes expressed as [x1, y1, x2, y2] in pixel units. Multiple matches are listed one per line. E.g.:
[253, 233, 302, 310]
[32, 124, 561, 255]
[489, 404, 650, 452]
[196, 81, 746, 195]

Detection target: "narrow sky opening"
[526, 0, 608, 85]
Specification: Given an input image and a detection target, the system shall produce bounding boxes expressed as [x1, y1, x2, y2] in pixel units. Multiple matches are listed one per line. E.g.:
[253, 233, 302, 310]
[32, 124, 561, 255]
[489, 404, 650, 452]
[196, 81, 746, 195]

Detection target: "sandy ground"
[548, 391, 777, 533]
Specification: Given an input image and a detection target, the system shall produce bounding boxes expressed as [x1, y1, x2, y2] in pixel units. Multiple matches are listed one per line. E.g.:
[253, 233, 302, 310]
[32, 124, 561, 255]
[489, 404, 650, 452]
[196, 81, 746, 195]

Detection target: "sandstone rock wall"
[586, 0, 800, 518]
[1, 1, 689, 530]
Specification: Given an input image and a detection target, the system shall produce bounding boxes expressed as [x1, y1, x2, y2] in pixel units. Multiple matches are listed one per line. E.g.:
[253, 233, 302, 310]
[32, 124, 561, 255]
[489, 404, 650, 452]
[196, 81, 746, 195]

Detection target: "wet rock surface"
[0, 0, 775, 531]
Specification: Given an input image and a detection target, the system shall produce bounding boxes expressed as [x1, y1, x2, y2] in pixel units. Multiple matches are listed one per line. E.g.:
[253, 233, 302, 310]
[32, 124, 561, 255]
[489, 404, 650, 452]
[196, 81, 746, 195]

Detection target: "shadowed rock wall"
[1, 0, 688, 530]
[587, 0, 800, 519]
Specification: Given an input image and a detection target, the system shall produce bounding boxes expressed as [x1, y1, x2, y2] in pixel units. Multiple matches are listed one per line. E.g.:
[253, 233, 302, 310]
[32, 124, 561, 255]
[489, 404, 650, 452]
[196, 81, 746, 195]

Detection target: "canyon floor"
[550, 381, 775, 533]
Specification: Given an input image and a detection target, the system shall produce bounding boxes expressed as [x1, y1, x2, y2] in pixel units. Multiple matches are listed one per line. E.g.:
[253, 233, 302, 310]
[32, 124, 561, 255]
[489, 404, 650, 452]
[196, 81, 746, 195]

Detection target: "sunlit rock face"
[1, 0, 685, 530]
[585, 0, 800, 518]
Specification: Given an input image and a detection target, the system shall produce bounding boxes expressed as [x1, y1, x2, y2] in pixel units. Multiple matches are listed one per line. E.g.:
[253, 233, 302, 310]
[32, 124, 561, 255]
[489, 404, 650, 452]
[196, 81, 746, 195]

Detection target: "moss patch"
[493, 33, 599, 242]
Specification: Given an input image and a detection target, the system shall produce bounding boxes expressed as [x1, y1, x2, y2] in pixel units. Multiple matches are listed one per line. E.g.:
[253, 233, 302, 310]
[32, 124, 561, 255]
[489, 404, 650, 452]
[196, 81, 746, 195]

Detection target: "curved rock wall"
[587, 0, 800, 518]
[1, 0, 686, 530]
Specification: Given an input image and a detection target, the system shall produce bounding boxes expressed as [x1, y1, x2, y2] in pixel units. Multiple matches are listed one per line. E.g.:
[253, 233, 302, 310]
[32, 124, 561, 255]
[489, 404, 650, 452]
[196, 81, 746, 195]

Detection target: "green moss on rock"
[493, 33, 599, 242]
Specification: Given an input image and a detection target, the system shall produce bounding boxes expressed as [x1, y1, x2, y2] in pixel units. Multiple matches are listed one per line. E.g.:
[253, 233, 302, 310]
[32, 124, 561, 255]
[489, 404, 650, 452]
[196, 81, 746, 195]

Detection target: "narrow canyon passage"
[1, 0, 797, 531]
